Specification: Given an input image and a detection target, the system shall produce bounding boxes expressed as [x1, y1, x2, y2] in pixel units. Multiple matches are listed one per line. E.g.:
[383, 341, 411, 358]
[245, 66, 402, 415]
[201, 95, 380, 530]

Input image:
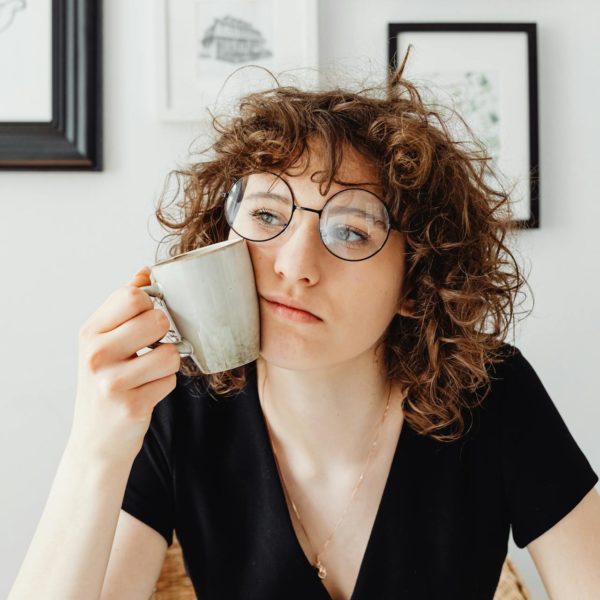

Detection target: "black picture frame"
[0, 0, 102, 171]
[388, 23, 539, 229]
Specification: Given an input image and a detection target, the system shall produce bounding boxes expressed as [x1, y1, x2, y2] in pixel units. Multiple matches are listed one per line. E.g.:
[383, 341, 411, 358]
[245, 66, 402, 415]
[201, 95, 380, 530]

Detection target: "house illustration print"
[199, 15, 273, 63]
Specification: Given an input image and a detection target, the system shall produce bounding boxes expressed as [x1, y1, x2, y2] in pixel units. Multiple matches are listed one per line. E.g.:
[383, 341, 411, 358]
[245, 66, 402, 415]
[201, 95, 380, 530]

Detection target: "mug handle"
[140, 284, 194, 357]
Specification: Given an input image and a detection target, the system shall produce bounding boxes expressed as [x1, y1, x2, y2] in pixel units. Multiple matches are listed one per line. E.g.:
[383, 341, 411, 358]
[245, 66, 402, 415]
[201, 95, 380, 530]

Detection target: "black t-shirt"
[121, 344, 599, 599]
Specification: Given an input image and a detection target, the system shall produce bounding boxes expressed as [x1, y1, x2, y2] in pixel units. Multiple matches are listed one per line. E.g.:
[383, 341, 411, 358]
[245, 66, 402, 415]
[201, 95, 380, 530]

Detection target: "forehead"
[282, 140, 383, 195]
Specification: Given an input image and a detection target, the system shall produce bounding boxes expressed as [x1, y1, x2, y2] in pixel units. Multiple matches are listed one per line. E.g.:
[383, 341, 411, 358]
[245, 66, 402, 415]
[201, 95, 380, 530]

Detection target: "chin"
[259, 332, 315, 370]
[258, 323, 324, 370]
[258, 324, 357, 372]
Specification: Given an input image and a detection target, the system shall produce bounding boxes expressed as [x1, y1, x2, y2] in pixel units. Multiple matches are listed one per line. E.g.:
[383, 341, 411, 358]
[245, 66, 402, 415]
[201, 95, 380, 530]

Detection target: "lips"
[260, 294, 322, 320]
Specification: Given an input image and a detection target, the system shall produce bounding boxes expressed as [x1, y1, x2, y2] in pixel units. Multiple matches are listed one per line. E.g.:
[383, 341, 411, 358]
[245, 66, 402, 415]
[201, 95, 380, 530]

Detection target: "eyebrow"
[326, 204, 383, 219]
[245, 192, 288, 203]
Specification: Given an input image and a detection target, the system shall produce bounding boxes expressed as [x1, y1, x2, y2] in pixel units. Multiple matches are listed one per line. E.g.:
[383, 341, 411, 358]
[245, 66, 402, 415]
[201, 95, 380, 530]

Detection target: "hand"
[68, 266, 180, 465]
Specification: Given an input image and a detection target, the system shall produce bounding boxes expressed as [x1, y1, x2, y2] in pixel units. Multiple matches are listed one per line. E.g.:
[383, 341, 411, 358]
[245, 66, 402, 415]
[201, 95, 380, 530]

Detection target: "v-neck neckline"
[247, 362, 413, 600]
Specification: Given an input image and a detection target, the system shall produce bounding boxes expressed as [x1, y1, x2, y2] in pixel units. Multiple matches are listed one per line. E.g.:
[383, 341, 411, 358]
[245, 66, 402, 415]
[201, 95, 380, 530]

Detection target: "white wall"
[1, 1, 598, 598]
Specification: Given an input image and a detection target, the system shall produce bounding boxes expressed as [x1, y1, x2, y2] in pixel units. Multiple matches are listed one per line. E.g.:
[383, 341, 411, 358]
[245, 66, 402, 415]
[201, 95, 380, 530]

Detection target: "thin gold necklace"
[260, 373, 392, 580]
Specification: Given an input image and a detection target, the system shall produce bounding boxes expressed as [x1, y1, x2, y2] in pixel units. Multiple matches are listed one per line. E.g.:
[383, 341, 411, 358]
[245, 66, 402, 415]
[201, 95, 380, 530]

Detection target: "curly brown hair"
[153, 48, 533, 443]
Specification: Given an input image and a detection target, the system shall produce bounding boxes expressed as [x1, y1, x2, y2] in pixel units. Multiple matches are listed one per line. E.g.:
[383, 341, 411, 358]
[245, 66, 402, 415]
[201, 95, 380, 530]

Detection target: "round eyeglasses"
[222, 171, 397, 261]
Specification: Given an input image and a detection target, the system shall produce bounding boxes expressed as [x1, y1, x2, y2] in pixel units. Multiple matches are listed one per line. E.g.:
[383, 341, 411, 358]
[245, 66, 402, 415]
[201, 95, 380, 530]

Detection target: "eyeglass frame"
[221, 170, 400, 262]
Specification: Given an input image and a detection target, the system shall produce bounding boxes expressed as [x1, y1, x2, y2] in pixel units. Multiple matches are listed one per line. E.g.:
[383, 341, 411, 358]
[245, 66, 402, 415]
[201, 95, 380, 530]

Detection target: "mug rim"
[152, 238, 245, 269]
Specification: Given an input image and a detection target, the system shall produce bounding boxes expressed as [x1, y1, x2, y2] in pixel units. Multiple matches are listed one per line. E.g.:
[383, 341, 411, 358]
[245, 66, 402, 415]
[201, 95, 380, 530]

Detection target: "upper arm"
[527, 487, 600, 600]
[99, 510, 168, 600]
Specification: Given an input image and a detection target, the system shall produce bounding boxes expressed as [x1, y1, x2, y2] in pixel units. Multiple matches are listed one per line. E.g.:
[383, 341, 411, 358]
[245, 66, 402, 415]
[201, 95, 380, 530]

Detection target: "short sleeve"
[121, 388, 176, 547]
[498, 347, 599, 548]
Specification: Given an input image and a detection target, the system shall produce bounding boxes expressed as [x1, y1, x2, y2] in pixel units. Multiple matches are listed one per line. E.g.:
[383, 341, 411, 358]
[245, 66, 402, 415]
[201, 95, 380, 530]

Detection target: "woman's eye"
[250, 209, 285, 226]
[331, 225, 368, 243]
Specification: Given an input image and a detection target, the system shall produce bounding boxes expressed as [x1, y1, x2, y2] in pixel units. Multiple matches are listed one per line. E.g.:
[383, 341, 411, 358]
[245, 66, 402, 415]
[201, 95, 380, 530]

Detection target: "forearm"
[7, 439, 135, 600]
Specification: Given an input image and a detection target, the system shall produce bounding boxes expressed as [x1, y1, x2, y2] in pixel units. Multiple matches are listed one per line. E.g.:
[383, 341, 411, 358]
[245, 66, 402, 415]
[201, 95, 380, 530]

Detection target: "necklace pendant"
[315, 557, 327, 580]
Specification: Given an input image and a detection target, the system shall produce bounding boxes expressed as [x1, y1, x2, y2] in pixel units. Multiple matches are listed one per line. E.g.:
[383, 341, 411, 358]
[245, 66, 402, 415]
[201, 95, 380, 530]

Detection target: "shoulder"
[481, 342, 553, 417]
[154, 370, 213, 414]
[463, 342, 571, 456]
[151, 367, 256, 435]
[147, 370, 213, 442]
[481, 342, 577, 434]
[482, 345, 600, 549]
[485, 341, 527, 381]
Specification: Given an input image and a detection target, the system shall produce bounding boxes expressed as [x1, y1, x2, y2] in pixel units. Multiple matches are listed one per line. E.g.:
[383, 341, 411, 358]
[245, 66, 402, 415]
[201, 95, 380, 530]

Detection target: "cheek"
[343, 281, 398, 329]
[341, 266, 402, 326]
[243, 241, 273, 285]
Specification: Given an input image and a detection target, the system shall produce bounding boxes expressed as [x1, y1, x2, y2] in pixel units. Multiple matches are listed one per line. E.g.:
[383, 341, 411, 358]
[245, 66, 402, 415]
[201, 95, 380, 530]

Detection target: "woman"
[8, 55, 600, 600]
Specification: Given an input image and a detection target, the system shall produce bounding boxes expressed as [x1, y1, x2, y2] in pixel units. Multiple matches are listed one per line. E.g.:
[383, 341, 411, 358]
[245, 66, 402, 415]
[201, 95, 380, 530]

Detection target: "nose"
[272, 206, 325, 285]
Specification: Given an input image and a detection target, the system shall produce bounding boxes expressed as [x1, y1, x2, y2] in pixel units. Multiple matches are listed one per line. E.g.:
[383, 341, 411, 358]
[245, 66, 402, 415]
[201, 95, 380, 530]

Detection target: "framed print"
[156, 0, 319, 122]
[0, 0, 102, 170]
[388, 23, 539, 228]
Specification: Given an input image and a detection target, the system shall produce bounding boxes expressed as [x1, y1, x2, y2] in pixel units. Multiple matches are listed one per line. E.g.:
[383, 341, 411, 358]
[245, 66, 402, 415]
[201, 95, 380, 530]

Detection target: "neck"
[256, 350, 404, 481]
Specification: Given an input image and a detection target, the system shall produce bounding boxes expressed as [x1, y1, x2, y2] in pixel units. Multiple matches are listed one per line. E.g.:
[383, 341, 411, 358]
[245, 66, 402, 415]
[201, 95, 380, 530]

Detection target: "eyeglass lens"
[224, 172, 391, 261]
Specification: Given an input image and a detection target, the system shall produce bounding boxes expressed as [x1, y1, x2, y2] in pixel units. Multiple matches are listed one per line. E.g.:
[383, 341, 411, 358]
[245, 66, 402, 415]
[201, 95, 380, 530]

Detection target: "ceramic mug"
[140, 238, 260, 374]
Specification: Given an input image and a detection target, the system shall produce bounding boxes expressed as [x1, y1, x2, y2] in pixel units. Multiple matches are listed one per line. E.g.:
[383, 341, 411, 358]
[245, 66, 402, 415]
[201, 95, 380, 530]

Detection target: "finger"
[104, 342, 180, 391]
[84, 283, 155, 335]
[127, 266, 152, 288]
[99, 306, 170, 360]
